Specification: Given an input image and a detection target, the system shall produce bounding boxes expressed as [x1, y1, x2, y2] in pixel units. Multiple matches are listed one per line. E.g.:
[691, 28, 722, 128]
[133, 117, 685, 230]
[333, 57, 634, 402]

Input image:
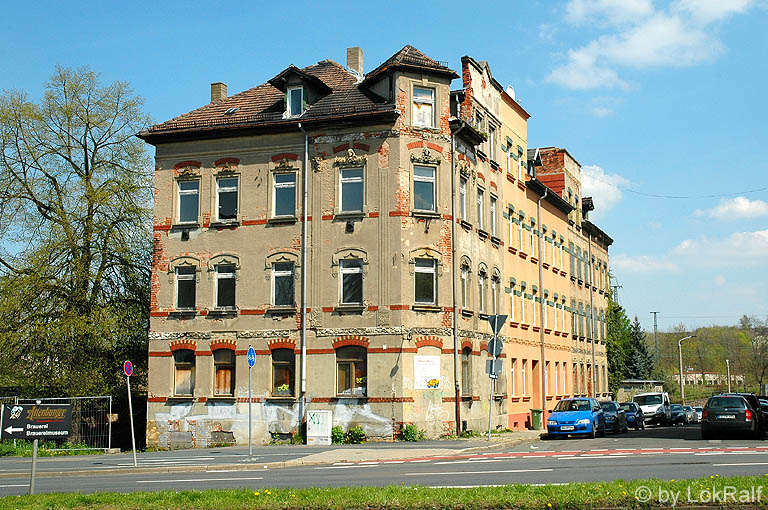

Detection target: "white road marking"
[358, 462, 379, 465]
[405, 469, 552, 476]
[713, 462, 768, 467]
[136, 477, 264, 483]
[0, 484, 29, 488]
[434, 459, 505, 465]
[410, 459, 431, 463]
[316, 465, 378, 470]
[383, 460, 405, 464]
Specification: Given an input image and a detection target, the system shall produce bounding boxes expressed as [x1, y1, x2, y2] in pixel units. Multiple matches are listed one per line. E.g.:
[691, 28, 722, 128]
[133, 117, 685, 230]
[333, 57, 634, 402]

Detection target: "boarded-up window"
[272, 348, 295, 396]
[336, 346, 366, 396]
[214, 349, 234, 396]
[173, 349, 195, 396]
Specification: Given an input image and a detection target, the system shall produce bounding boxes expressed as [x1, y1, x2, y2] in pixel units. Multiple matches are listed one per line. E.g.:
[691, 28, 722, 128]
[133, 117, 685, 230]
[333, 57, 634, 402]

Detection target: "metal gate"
[14, 396, 113, 451]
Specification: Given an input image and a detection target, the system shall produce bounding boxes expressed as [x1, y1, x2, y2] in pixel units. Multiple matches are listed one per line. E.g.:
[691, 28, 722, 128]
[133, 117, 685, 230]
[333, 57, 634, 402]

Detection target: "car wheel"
[590, 424, 597, 439]
[599, 423, 606, 437]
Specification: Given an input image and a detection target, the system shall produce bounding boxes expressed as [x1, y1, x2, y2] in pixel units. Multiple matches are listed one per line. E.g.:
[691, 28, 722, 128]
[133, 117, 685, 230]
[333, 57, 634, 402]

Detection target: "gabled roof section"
[267, 65, 332, 94]
[362, 45, 458, 85]
[527, 148, 542, 166]
[139, 59, 397, 144]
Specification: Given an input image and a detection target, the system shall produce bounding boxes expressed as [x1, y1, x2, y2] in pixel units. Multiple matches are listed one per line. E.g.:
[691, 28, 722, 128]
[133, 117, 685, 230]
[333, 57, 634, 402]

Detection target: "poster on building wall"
[414, 355, 441, 389]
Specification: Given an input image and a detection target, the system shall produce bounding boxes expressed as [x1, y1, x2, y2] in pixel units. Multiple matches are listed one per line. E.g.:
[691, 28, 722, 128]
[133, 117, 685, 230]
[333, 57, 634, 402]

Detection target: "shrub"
[291, 433, 304, 445]
[346, 426, 366, 444]
[399, 423, 426, 442]
[459, 429, 481, 438]
[331, 426, 346, 444]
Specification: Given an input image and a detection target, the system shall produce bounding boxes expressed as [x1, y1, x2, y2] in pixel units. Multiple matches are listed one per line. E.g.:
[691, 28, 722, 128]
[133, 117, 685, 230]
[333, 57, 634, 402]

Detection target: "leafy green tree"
[0, 66, 152, 397]
[605, 297, 631, 395]
[626, 316, 654, 380]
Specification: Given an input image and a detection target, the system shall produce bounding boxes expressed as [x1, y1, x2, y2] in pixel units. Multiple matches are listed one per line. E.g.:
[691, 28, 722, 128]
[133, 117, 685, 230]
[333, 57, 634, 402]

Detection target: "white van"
[633, 392, 671, 426]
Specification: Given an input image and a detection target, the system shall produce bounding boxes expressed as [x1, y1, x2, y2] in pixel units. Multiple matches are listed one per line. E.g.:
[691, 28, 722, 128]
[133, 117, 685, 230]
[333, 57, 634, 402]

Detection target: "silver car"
[693, 406, 703, 422]
[683, 405, 698, 423]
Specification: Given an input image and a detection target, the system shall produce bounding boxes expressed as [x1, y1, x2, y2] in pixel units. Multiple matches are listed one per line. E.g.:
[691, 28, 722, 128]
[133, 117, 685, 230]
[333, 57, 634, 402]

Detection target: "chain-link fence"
[10, 396, 113, 451]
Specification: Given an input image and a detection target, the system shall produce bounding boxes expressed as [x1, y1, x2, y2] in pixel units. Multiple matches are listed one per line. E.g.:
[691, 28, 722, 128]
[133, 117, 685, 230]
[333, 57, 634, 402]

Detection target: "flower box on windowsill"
[552, 266, 559, 274]
[517, 181, 526, 191]
[510, 321, 519, 328]
[208, 308, 237, 318]
[412, 304, 442, 313]
[518, 251, 528, 259]
[560, 270, 567, 277]
[168, 309, 197, 319]
[412, 210, 442, 220]
[267, 393, 296, 402]
[520, 323, 530, 330]
[266, 306, 297, 315]
[334, 304, 365, 314]
[209, 220, 240, 229]
[476, 149, 487, 161]
[532, 326, 541, 332]
[544, 328, 552, 334]
[493, 393, 505, 401]
[267, 216, 298, 225]
[546, 395, 554, 401]
[530, 257, 538, 264]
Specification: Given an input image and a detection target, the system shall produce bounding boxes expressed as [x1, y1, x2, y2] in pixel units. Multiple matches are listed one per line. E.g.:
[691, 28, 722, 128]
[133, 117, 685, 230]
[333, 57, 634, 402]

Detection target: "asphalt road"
[3, 424, 768, 496]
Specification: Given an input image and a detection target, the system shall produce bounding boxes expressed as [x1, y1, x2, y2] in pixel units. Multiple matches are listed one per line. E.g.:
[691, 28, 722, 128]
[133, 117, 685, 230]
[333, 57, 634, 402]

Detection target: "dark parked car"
[600, 401, 628, 433]
[670, 404, 687, 425]
[702, 395, 760, 439]
[720, 393, 765, 437]
[620, 402, 645, 430]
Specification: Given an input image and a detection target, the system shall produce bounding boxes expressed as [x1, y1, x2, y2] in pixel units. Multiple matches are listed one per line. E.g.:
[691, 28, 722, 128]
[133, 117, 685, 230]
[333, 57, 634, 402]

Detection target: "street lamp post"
[678, 334, 696, 405]
[726, 359, 731, 393]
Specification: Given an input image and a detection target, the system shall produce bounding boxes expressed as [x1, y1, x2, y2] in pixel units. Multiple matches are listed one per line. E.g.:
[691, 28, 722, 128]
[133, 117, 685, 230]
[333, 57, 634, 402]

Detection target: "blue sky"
[2, 0, 766, 332]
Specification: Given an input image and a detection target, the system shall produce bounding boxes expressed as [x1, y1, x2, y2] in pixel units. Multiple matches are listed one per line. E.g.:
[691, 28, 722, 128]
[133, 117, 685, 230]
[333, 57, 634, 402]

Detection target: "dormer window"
[287, 86, 305, 117]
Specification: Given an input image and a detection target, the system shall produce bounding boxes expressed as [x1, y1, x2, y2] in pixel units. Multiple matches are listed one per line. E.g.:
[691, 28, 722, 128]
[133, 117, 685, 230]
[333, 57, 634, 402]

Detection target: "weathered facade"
[140, 46, 614, 448]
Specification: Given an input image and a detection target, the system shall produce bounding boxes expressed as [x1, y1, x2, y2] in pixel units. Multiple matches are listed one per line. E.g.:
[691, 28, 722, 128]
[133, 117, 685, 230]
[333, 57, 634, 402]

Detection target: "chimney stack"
[346, 47, 363, 76]
[211, 82, 227, 103]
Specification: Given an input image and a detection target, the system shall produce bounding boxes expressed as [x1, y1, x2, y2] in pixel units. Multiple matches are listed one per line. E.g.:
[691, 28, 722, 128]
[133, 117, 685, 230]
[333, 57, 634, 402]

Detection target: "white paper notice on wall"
[414, 355, 441, 389]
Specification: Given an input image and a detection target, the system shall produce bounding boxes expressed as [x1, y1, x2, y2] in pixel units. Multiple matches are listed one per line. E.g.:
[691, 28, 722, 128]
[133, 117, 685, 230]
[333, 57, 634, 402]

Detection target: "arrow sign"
[4, 426, 22, 435]
[487, 314, 508, 336]
[247, 346, 256, 368]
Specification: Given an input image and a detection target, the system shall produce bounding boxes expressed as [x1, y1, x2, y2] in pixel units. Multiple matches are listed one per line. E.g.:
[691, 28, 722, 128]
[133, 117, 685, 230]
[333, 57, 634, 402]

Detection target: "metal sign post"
[124, 360, 137, 467]
[247, 346, 256, 458]
[486, 315, 507, 441]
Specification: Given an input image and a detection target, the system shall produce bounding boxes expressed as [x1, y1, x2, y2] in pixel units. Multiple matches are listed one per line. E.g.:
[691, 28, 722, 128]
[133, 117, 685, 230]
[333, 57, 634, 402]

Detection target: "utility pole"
[651, 311, 659, 362]
[677, 334, 696, 405]
[726, 359, 731, 392]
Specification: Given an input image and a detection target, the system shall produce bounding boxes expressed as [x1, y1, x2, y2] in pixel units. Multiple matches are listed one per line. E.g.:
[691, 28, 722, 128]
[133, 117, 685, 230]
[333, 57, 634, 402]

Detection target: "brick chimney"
[211, 82, 227, 103]
[346, 47, 363, 76]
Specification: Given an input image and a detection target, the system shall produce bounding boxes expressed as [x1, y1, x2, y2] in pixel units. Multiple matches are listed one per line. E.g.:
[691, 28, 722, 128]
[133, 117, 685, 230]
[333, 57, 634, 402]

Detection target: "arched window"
[213, 349, 235, 396]
[336, 346, 366, 396]
[272, 348, 295, 397]
[173, 349, 195, 396]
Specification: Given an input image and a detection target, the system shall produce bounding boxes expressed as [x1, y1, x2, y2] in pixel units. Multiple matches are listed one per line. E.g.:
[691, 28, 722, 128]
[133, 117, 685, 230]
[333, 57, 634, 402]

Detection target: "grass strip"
[2, 474, 768, 509]
[0, 440, 101, 457]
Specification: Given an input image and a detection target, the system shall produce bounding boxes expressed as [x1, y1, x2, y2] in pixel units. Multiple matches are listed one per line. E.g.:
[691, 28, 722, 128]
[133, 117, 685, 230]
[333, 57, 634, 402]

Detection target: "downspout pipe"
[537, 186, 548, 423]
[588, 230, 596, 397]
[298, 122, 309, 434]
[451, 122, 465, 437]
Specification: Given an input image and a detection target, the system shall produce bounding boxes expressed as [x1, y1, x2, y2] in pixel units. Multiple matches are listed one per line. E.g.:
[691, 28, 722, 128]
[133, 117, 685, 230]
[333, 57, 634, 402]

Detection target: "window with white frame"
[273, 172, 297, 217]
[413, 87, 435, 128]
[509, 284, 516, 322]
[520, 286, 527, 324]
[216, 176, 238, 221]
[491, 274, 499, 314]
[340, 168, 364, 213]
[508, 209, 514, 246]
[521, 359, 527, 395]
[459, 176, 467, 221]
[461, 347, 472, 396]
[414, 258, 437, 304]
[460, 263, 469, 309]
[488, 125, 496, 160]
[561, 299, 566, 332]
[517, 153, 523, 180]
[562, 363, 567, 395]
[215, 264, 236, 309]
[554, 300, 559, 331]
[553, 362, 558, 395]
[176, 266, 196, 310]
[510, 358, 516, 395]
[340, 259, 363, 305]
[477, 268, 486, 313]
[560, 239, 564, 268]
[413, 165, 436, 212]
[529, 221, 536, 258]
[287, 86, 304, 117]
[532, 289, 537, 326]
[177, 180, 199, 224]
[543, 295, 548, 329]
[490, 195, 497, 237]
[477, 187, 484, 231]
[551, 238, 556, 266]
[272, 262, 295, 307]
[518, 214, 524, 251]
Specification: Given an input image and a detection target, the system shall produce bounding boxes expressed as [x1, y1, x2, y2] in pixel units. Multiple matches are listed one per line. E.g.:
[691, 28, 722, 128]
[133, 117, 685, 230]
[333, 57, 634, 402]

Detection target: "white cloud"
[612, 254, 680, 273]
[694, 196, 768, 219]
[670, 229, 768, 267]
[591, 106, 614, 117]
[581, 164, 629, 212]
[714, 275, 726, 286]
[549, 0, 758, 90]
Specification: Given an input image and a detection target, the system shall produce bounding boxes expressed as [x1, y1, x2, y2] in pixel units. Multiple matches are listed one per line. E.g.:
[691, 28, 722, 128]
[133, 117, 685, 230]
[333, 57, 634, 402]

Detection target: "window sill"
[490, 235, 502, 246]
[209, 220, 240, 228]
[489, 159, 500, 171]
[334, 211, 365, 220]
[333, 395, 368, 400]
[508, 246, 517, 254]
[266, 396, 297, 402]
[461, 309, 474, 317]
[412, 210, 442, 219]
[478, 228, 489, 239]
[207, 308, 237, 317]
[267, 216, 298, 225]
[478, 312, 489, 320]
[459, 219, 473, 231]
[518, 251, 528, 259]
[334, 305, 365, 314]
[522, 396, 532, 402]
[168, 310, 197, 318]
[460, 395, 474, 402]
[520, 323, 530, 330]
[171, 223, 200, 231]
[266, 307, 297, 315]
[542, 262, 550, 269]
[412, 304, 441, 313]
[208, 396, 236, 402]
[168, 395, 195, 401]
[509, 396, 521, 402]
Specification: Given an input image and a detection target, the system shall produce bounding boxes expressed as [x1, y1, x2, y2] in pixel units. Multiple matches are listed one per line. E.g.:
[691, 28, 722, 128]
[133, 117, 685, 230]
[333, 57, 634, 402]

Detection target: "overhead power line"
[587, 171, 768, 200]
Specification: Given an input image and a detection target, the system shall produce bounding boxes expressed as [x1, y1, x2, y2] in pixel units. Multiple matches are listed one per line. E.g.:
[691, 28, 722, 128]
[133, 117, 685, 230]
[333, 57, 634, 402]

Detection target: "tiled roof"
[363, 45, 457, 83]
[140, 59, 395, 139]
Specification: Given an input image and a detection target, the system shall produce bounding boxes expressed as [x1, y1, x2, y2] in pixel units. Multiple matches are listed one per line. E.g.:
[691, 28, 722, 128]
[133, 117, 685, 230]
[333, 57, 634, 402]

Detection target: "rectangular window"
[490, 195, 497, 237]
[413, 87, 435, 127]
[521, 359, 527, 395]
[532, 293, 537, 326]
[562, 301, 566, 332]
[518, 215, 524, 251]
[521, 289, 527, 323]
[178, 180, 199, 224]
[530, 223, 536, 258]
[336, 346, 367, 396]
[510, 358, 516, 395]
[414, 258, 436, 304]
[569, 243, 575, 276]
[491, 278, 498, 314]
[477, 188, 484, 231]
[459, 177, 467, 220]
[517, 156, 523, 181]
[543, 299, 548, 329]
[413, 165, 436, 211]
[173, 349, 195, 396]
[488, 125, 496, 160]
[273, 262, 295, 307]
[287, 86, 304, 117]
[461, 348, 471, 396]
[340, 168, 364, 213]
[272, 348, 296, 396]
[460, 266, 468, 308]
[554, 302, 558, 331]
[563, 363, 567, 395]
[214, 349, 235, 396]
[478, 274, 485, 313]
[340, 259, 363, 305]
[216, 176, 238, 221]
[273, 172, 297, 217]
[176, 266, 196, 310]
[509, 287, 516, 322]
[215, 264, 236, 309]
[508, 213, 514, 246]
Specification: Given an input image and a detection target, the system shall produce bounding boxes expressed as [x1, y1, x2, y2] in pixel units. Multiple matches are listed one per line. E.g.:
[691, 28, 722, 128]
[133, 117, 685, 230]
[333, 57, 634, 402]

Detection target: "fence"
[4, 396, 113, 451]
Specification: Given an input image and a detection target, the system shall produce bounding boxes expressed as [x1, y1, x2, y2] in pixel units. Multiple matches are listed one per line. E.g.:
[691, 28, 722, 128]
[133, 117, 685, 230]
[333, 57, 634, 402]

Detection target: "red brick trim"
[389, 211, 409, 217]
[148, 397, 167, 402]
[415, 335, 443, 349]
[353, 143, 370, 152]
[153, 224, 172, 232]
[368, 212, 380, 218]
[195, 350, 213, 356]
[479, 341, 489, 353]
[174, 160, 201, 170]
[477, 172, 485, 181]
[268, 338, 296, 351]
[367, 305, 379, 311]
[368, 347, 417, 353]
[333, 143, 350, 153]
[235, 350, 249, 356]
[321, 215, 334, 221]
[461, 340, 473, 351]
[312, 398, 334, 403]
[441, 348, 455, 355]
[240, 309, 266, 315]
[368, 397, 415, 403]
[425, 142, 443, 153]
[150, 311, 169, 317]
[148, 352, 172, 357]
[214, 157, 240, 167]
[237, 397, 263, 403]
[442, 214, 453, 220]
[170, 340, 197, 352]
[489, 181, 498, 190]
[407, 141, 424, 150]
[198, 397, 207, 403]
[332, 335, 370, 349]
[271, 153, 298, 162]
[389, 304, 409, 310]
[210, 339, 237, 351]
[242, 219, 268, 226]
[322, 307, 334, 312]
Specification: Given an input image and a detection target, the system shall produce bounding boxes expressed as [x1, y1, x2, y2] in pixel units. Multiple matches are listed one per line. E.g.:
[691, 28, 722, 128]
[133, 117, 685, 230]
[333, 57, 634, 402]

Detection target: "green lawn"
[3, 475, 768, 509]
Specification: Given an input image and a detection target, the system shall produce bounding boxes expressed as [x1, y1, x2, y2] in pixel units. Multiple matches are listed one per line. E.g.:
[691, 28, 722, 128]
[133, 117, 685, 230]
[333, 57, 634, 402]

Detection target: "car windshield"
[707, 397, 745, 409]
[634, 395, 662, 405]
[600, 402, 616, 412]
[693, 407, 703, 412]
[554, 400, 591, 412]
[620, 403, 635, 412]
[683, 406, 693, 411]
[671, 404, 682, 411]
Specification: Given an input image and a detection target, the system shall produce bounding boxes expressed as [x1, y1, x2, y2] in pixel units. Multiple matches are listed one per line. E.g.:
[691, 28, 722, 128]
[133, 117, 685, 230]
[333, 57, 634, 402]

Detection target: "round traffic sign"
[488, 338, 503, 357]
[247, 346, 256, 368]
[123, 360, 133, 377]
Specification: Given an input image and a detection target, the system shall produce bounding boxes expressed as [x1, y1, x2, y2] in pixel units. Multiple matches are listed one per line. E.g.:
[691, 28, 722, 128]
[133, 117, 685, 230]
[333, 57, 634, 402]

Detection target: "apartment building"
[139, 45, 614, 448]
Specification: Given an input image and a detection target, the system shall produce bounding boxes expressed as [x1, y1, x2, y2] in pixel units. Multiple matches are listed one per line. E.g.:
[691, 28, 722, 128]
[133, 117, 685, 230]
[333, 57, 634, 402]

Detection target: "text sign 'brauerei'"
[1, 404, 72, 440]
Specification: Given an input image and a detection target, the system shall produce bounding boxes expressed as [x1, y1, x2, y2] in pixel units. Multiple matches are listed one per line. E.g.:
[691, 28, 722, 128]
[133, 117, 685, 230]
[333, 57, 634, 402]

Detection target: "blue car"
[620, 402, 645, 430]
[546, 398, 605, 438]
